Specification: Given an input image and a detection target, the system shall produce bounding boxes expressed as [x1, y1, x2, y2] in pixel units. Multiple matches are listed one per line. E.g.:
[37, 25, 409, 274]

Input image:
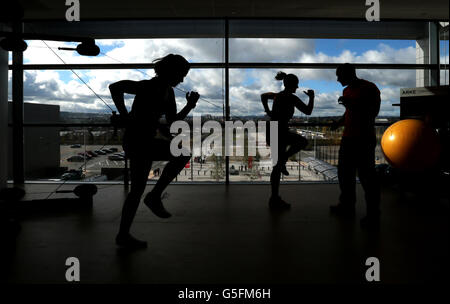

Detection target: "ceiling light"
[0, 37, 27, 52]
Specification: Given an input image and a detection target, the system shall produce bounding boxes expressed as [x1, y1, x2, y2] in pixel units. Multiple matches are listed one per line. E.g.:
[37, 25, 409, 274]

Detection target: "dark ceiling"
[9, 0, 450, 20]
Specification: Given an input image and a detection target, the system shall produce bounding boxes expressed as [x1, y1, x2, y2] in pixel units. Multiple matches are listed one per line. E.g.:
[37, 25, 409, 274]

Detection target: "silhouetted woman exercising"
[110, 54, 199, 249]
[261, 72, 314, 209]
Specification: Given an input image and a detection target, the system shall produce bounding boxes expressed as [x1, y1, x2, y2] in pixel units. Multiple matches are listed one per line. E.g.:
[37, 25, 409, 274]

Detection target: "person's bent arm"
[294, 90, 315, 115]
[172, 91, 200, 121]
[109, 80, 140, 116]
[261, 92, 276, 116]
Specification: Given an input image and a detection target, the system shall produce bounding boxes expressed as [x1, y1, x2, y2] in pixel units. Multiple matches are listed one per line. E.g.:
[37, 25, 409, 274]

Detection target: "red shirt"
[342, 79, 380, 138]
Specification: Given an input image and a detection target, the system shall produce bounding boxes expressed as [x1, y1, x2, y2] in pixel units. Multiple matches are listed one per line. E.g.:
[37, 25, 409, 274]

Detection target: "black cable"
[23, 25, 124, 200]
[40, 41, 119, 199]
[42, 40, 114, 112]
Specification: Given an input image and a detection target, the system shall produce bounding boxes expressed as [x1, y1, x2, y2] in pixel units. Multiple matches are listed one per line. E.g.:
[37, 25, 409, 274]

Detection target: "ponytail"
[275, 71, 299, 89]
[275, 71, 287, 81]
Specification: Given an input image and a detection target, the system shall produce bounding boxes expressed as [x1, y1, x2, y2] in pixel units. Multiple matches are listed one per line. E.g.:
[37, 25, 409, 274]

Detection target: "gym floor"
[2, 183, 449, 284]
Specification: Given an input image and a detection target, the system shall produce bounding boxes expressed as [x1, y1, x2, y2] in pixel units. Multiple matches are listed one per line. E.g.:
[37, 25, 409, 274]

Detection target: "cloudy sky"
[7, 38, 449, 118]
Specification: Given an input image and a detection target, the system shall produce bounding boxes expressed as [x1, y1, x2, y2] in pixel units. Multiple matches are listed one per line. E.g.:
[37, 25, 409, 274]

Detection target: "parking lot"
[60, 145, 324, 182]
[61, 145, 125, 175]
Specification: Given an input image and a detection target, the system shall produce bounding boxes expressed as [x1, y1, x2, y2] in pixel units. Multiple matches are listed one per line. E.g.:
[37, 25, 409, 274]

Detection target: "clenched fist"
[304, 89, 314, 98]
[186, 91, 200, 109]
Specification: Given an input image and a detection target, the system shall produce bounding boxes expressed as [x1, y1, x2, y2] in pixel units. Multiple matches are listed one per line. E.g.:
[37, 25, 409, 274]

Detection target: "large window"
[8, 19, 440, 183]
[230, 39, 417, 64]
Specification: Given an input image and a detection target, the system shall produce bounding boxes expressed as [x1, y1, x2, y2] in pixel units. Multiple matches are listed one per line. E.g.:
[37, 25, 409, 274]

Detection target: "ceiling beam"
[22, 19, 429, 40]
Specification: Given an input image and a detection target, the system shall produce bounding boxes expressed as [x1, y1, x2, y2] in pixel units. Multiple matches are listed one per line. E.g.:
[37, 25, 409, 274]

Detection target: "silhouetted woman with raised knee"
[110, 54, 199, 249]
[261, 72, 314, 209]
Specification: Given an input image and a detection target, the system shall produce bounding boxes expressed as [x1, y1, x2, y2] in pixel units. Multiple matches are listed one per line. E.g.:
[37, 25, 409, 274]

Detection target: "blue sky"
[315, 39, 415, 56]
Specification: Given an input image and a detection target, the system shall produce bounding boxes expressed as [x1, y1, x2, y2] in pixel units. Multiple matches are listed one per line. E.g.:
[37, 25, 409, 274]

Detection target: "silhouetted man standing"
[330, 63, 381, 228]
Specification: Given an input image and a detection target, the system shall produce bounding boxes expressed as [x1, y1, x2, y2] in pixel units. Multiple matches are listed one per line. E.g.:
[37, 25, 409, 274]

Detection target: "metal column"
[12, 22, 24, 184]
[225, 19, 230, 185]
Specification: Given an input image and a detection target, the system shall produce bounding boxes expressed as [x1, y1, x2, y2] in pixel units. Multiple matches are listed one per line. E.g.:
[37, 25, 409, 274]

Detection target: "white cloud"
[230, 38, 315, 62]
[12, 39, 421, 117]
[103, 38, 223, 64]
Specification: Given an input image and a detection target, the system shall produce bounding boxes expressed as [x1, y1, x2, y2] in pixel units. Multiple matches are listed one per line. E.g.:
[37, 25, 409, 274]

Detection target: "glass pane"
[15, 68, 224, 122]
[298, 125, 390, 182]
[20, 126, 124, 181]
[20, 69, 144, 120]
[21, 125, 228, 183]
[230, 38, 417, 64]
[230, 68, 417, 119]
[16, 67, 226, 182]
[23, 38, 224, 65]
[228, 68, 416, 181]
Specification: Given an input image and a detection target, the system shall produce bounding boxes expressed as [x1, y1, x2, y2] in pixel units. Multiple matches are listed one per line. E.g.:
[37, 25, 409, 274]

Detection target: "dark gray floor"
[3, 183, 449, 284]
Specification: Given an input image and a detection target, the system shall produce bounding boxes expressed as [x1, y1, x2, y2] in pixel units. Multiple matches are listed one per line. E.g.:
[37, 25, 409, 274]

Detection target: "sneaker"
[115, 234, 147, 249]
[269, 196, 291, 211]
[329, 203, 355, 217]
[144, 193, 172, 218]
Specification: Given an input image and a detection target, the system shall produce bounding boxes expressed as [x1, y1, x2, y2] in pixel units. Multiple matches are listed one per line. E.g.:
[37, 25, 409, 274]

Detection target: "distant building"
[8, 102, 60, 179]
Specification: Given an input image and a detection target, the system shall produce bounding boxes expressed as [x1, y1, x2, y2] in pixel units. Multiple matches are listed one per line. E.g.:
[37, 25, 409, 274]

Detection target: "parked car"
[67, 155, 85, 162]
[78, 152, 92, 159]
[70, 144, 82, 148]
[108, 155, 125, 161]
[86, 150, 98, 157]
[101, 149, 113, 154]
[60, 170, 85, 180]
[109, 147, 119, 152]
[94, 150, 106, 155]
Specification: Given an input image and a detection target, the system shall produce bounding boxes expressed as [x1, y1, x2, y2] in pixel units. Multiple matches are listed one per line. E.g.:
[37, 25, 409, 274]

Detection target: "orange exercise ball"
[381, 119, 441, 171]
